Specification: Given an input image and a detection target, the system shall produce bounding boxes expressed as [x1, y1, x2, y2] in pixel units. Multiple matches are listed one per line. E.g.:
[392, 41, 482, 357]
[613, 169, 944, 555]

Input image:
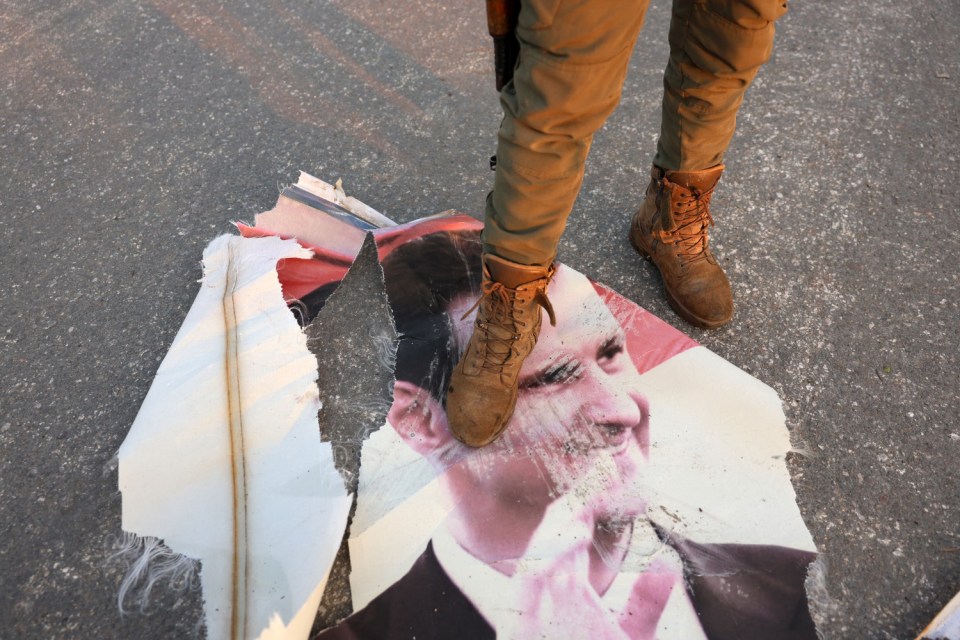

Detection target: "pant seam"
[675, 8, 695, 168]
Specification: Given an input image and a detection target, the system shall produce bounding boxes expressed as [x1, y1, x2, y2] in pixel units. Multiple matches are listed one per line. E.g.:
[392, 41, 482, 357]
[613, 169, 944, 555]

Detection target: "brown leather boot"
[446, 254, 556, 447]
[629, 164, 733, 329]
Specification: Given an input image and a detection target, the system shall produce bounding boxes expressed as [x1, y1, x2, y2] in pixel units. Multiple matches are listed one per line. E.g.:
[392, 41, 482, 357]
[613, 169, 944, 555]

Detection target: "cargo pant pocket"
[518, 0, 566, 30]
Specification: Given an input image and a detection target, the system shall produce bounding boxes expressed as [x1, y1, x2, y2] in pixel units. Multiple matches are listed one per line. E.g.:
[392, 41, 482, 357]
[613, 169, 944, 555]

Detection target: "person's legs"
[632, 0, 788, 328]
[483, 0, 652, 268]
[448, 0, 650, 447]
[656, 0, 788, 171]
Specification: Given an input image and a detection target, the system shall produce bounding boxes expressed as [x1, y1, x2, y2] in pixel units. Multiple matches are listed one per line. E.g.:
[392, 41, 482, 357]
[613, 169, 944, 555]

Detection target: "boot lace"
[461, 280, 556, 371]
[661, 182, 715, 265]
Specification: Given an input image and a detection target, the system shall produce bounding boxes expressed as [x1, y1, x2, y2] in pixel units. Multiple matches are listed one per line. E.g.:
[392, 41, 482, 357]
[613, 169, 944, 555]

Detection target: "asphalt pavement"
[1, 1, 958, 638]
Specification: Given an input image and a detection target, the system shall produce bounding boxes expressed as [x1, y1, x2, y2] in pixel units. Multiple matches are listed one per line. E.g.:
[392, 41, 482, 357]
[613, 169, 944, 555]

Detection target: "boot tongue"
[664, 164, 724, 192]
[485, 254, 550, 289]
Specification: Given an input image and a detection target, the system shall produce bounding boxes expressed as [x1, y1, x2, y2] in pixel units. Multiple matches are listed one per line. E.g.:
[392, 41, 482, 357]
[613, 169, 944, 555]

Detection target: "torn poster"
[120, 174, 819, 639]
[118, 234, 352, 640]
[261, 202, 820, 639]
[919, 590, 960, 640]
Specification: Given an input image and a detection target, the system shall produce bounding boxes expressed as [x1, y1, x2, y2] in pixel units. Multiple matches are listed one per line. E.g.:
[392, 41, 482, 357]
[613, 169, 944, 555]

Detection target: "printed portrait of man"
[309, 222, 817, 640]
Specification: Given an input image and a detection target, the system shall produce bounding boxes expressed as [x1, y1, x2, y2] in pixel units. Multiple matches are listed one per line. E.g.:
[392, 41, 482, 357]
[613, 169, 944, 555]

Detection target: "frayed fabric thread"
[108, 532, 199, 615]
[804, 555, 837, 638]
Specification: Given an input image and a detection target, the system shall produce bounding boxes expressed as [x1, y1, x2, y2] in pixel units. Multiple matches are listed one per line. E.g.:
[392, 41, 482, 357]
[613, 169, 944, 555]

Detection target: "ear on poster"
[387, 381, 456, 463]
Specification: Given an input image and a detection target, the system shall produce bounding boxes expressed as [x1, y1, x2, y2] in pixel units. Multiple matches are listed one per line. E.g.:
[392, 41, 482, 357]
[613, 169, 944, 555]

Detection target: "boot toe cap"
[666, 273, 733, 329]
[446, 381, 514, 447]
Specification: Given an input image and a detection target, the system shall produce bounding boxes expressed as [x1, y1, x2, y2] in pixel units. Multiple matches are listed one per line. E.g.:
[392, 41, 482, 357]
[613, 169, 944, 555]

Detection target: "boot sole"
[629, 223, 732, 330]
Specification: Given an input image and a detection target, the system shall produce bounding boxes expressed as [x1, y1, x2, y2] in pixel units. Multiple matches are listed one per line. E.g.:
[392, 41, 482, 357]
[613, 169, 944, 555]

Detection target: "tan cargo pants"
[483, 0, 789, 267]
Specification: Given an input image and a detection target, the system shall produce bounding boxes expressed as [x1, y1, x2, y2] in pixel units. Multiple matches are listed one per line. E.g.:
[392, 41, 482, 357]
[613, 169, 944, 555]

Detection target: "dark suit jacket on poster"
[317, 538, 817, 640]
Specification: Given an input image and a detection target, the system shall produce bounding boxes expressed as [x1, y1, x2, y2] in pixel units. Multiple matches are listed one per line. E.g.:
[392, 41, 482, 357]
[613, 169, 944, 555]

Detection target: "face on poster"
[308, 221, 818, 639]
[392, 264, 652, 520]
